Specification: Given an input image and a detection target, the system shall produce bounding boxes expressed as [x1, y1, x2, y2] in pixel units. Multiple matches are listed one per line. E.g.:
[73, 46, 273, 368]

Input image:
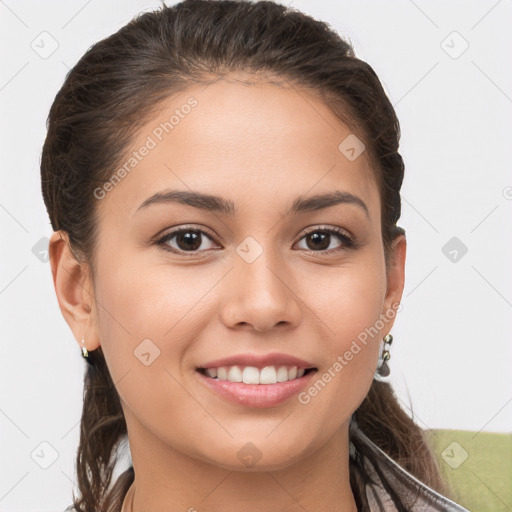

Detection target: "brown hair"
[41, 1, 448, 510]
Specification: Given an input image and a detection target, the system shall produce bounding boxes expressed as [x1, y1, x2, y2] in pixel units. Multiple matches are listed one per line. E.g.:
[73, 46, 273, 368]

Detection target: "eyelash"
[154, 225, 356, 255]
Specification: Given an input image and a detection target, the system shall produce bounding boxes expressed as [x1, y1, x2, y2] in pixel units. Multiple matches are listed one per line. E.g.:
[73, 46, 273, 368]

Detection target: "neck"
[123, 416, 358, 512]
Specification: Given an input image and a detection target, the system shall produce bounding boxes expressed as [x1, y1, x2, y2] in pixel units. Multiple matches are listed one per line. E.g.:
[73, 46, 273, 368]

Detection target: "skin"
[50, 77, 406, 512]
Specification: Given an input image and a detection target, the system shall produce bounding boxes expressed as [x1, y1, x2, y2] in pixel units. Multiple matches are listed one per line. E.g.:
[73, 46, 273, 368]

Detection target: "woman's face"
[62, 78, 405, 471]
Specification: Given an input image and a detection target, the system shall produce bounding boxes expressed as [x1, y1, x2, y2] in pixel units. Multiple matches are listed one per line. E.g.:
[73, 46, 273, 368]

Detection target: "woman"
[41, 0, 471, 510]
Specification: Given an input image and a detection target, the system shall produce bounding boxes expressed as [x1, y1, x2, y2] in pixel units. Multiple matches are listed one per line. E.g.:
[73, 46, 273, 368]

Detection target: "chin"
[195, 438, 314, 473]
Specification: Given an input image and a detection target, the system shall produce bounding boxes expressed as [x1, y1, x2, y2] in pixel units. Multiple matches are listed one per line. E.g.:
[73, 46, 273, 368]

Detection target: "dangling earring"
[374, 333, 393, 381]
[81, 336, 89, 358]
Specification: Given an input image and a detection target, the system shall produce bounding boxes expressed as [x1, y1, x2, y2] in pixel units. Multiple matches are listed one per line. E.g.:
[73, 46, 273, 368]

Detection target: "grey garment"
[349, 419, 472, 511]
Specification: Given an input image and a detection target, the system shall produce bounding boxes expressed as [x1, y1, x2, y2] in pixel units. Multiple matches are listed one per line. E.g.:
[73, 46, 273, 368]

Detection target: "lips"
[195, 352, 318, 406]
[196, 365, 318, 408]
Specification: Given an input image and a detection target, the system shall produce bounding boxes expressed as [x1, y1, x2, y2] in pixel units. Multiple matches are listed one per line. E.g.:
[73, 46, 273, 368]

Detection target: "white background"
[1, 1, 511, 510]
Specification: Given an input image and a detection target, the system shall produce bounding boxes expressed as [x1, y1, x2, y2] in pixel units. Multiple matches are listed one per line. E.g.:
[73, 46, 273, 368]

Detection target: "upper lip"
[198, 352, 316, 370]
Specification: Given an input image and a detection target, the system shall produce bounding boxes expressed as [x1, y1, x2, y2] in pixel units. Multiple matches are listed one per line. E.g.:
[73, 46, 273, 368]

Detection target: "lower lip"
[196, 369, 318, 408]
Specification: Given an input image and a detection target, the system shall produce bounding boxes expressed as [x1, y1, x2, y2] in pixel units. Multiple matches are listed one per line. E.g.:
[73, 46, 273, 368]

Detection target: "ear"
[49, 231, 100, 354]
[381, 232, 406, 327]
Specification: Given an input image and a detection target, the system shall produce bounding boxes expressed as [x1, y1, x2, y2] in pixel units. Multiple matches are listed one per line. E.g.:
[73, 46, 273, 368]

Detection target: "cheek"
[94, 247, 188, 338]
[312, 256, 387, 345]
[92, 251, 210, 380]
[304, 257, 386, 402]
[92, 260, 196, 427]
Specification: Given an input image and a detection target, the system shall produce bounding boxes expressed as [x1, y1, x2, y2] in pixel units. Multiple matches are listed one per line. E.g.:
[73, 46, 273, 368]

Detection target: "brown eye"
[296, 227, 354, 252]
[304, 232, 332, 251]
[157, 228, 219, 253]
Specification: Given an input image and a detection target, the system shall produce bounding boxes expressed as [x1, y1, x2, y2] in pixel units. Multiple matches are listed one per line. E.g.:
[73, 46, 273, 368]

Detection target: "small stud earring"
[81, 336, 89, 358]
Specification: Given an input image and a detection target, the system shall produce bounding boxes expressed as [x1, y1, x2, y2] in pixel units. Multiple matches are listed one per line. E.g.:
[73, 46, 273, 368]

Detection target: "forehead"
[96, 78, 379, 219]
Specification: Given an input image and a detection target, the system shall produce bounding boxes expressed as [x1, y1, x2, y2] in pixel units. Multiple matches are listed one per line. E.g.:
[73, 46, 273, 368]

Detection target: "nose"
[219, 248, 302, 333]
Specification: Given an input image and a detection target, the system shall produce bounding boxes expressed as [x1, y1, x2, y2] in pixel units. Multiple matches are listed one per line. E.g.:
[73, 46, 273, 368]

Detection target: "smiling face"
[73, 77, 405, 475]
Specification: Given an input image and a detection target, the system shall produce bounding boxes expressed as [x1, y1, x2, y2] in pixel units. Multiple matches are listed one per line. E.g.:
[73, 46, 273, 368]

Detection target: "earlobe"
[49, 231, 100, 352]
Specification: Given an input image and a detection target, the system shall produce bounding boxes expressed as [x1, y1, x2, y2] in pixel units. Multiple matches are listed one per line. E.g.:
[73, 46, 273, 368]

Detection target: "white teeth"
[227, 365, 243, 382]
[276, 365, 289, 382]
[204, 364, 310, 384]
[242, 366, 260, 384]
[259, 366, 277, 384]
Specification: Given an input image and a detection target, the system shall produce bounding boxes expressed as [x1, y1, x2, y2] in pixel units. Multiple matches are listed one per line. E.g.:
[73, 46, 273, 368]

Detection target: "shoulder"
[350, 423, 471, 511]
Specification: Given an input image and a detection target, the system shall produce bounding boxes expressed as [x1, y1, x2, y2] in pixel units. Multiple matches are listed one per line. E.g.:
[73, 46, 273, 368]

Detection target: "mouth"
[196, 365, 318, 384]
[195, 364, 319, 408]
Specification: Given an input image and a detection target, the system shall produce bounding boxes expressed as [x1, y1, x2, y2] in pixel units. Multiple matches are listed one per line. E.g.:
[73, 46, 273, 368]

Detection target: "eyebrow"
[135, 189, 369, 219]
